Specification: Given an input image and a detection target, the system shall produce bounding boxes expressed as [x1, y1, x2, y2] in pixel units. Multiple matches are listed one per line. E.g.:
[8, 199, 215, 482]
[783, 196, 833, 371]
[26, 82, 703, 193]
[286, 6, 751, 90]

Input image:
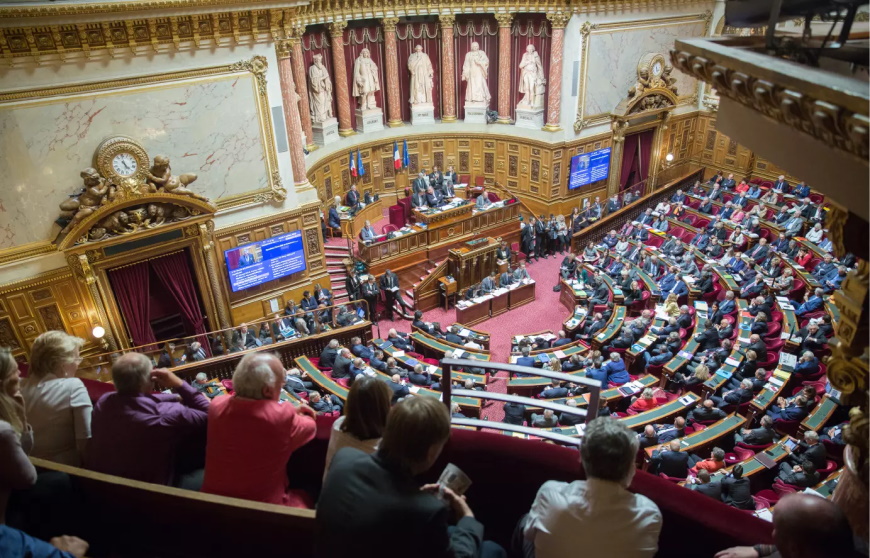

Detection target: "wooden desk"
[560, 279, 588, 310]
[409, 332, 490, 361]
[800, 395, 838, 435]
[296, 356, 349, 401]
[449, 237, 500, 290]
[456, 297, 490, 326]
[812, 469, 842, 498]
[702, 437, 793, 485]
[749, 368, 792, 422]
[449, 323, 491, 350]
[508, 280, 536, 309]
[563, 306, 588, 336]
[593, 306, 627, 350]
[413, 200, 474, 225]
[491, 290, 509, 317]
[438, 277, 458, 310]
[619, 392, 700, 431]
[340, 198, 383, 239]
[644, 413, 745, 466]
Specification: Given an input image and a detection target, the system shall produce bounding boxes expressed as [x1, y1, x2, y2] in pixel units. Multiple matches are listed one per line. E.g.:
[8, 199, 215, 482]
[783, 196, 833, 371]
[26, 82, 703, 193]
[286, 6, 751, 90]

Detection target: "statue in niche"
[352, 48, 381, 110]
[461, 41, 491, 105]
[146, 156, 208, 201]
[308, 53, 334, 123]
[408, 45, 434, 105]
[517, 44, 546, 110]
[58, 168, 111, 234]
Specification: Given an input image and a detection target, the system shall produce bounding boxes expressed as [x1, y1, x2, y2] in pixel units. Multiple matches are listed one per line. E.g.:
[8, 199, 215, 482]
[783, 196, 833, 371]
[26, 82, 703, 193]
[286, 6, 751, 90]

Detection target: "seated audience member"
[350, 336, 374, 360]
[777, 458, 819, 488]
[309, 391, 344, 415]
[558, 399, 583, 426]
[518, 417, 662, 558]
[283, 368, 313, 395]
[720, 464, 754, 511]
[688, 469, 722, 501]
[604, 353, 630, 385]
[323, 376, 391, 482]
[202, 353, 316, 507]
[86, 353, 209, 486]
[656, 416, 687, 443]
[794, 351, 820, 378]
[540, 379, 568, 399]
[503, 400, 527, 426]
[711, 379, 754, 408]
[331, 348, 354, 380]
[787, 430, 827, 470]
[386, 329, 411, 351]
[766, 395, 810, 422]
[183, 341, 207, 362]
[692, 399, 727, 423]
[531, 409, 558, 428]
[317, 396, 505, 558]
[20, 331, 92, 467]
[715, 493, 859, 558]
[319, 339, 341, 369]
[0, 525, 90, 558]
[191, 372, 222, 399]
[628, 388, 659, 413]
[734, 415, 776, 446]
[650, 440, 689, 478]
[638, 425, 659, 450]
[385, 374, 410, 403]
[0, 348, 37, 524]
[450, 402, 466, 419]
[689, 447, 726, 474]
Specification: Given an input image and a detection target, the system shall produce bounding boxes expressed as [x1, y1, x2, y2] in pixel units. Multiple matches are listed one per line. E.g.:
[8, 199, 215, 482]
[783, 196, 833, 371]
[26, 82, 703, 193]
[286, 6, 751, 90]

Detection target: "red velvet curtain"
[620, 129, 656, 195]
[150, 250, 211, 357]
[302, 27, 338, 123]
[620, 133, 641, 192]
[637, 129, 655, 191]
[454, 15, 499, 117]
[396, 20, 442, 121]
[108, 262, 158, 347]
[343, 22, 386, 129]
[510, 15, 551, 122]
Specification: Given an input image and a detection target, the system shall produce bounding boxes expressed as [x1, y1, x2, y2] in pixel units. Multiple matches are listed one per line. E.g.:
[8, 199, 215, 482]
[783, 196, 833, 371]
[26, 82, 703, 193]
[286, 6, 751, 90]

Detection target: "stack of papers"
[679, 395, 696, 406]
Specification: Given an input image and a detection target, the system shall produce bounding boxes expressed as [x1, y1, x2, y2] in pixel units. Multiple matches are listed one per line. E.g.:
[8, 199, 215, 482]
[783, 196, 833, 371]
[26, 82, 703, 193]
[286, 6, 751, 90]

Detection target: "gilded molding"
[546, 11, 570, 29]
[572, 21, 597, 133]
[670, 38, 869, 160]
[381, 16, 400, 32]
[215, 199, 321, 236]
[0, 9, 283, 63]
[439, 13, 456, 27]
[0, 267, 72, 295]
[0, 1, 284, 19]
[494, 13, 515, 28]
[275, 39, 291, 59]
[0, 241, 57, 266]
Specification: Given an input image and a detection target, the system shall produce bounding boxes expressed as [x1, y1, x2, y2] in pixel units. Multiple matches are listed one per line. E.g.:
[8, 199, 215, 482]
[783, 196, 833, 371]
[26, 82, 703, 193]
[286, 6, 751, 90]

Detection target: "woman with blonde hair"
[663, 293, 680, 317]
[628, 387, 659, 413]
[20, 331, 92, 466]
[323, 375, 392, 482]
[673, 362, 710, 389]
[0, 348, 37, 522]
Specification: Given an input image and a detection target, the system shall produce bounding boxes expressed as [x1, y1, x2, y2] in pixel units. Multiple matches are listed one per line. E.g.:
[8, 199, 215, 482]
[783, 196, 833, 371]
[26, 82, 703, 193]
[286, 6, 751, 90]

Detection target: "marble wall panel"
[583, 21, 705, 116]
[0, 74, 268, 249]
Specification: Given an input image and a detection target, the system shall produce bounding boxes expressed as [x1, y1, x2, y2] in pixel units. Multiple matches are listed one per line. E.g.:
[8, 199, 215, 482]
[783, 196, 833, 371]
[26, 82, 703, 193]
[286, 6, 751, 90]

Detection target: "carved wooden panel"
[382, 157, 394, 178]
[363, 170, 372, 185]
[705, 129, 716, 150]
[38, 305, 64, 332]
[434, 152, 444, 171]
[727, 139, 738, 156]
[508, 143, 518, 152]
[0, 317, 21, 350]
[531, 160, 540, 183]
[553, 162, 561, 186]
[508, 155, 518, 178]
[324, 177, 333, 200]
[304, 228, 321, 255]
[341, 169, 350, 188]
[31, 289, 52, 302]
[484, 153, 494, 174]
[459, 152, 469, 173]
[270, 224, 285, 235]
[409, 154, 419, 174]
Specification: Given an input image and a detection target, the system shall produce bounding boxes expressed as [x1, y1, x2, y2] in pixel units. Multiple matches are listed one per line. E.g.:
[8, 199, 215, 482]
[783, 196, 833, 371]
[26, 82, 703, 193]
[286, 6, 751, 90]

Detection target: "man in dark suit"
[316, 397, 503, 558]
[361, 276, 380, 322]
[772, 175, 790, 193]
[380, 270, 400, 321]
[331, 348, 354, 380]
[425, 186, 444, 207]
[721, 465, 754, 510]
[788, 430, 828, 470]
[697, 197, 713, 214]
[445, 325, 464, 345]
[777, 459, 820, 488]
[386, 329, 412, 351]
[540, 379, 568, 399]
[515, 346, 536, 370]
[499, 268, 515, 288]
[480, 272, 497, 295]
[721, 173, 736, 189]
[746, 334, 768, 361]
[552, 330, 572, 347]
[711, 378, 754, 408]
[384, 373, 410, 403]
[502, 400, 526, 426]
[495, 241, 511, 263]
[649, 440, 689, 478]
[691, 399, 727, 422]
[345, 185, 361, 208]
[656, 417, 687, 443]
[429, 167, 443, 189]
[345, 273, 361, 302]
[605, 194, 621, 214]
[445, 165, 458, 186]
[411, 190, 427, 208]
[735, 415, 775, 445]
[688, 469, 722, 501]
[412, 171, 428, 194]
[319, 339, 340, 369]
[412, 310, 443, 337]
[231, 325, 259, 350]
[558, 400, 584, 426]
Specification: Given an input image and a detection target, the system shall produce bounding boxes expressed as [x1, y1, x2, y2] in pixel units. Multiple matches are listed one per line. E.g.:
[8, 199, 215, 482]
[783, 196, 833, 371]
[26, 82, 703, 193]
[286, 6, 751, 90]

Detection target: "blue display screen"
[224, 230, 307, 292]
[569, 147, 611, 190]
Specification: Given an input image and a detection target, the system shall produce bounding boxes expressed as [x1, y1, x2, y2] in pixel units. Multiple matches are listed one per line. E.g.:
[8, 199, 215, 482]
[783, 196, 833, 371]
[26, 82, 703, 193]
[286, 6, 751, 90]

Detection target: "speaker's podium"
[448, 237, 500, 291]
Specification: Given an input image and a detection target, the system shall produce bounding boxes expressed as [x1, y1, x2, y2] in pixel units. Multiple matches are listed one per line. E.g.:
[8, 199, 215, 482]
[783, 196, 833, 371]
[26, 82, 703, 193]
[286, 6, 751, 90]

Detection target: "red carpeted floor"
[372, 249, 570, 421]
[327, 205, 573, 421]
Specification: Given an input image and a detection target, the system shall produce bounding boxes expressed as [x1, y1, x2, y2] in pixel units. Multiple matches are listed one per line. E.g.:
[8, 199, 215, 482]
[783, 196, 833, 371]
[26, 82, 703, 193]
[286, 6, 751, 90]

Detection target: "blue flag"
[357, 149, 365, 176]
[402, 139, 410, 168]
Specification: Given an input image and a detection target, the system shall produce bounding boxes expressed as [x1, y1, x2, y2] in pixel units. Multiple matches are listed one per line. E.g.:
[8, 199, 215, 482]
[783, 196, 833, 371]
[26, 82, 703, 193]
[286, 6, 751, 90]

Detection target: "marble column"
[276, 40, 310, 188]
[495, 13, 514, 124]
[439, 14, 457, 123]
[288, 26, 317, 152]
[382, 17, 403, 128]
[543, 12, 569, 132]
[328, 21, 354, 136]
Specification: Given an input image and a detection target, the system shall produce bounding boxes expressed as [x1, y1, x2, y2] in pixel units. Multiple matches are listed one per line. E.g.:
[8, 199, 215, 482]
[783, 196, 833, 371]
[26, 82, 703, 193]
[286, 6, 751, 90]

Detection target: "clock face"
[112, 153, 138, 177]
[652, 61, 663, 77]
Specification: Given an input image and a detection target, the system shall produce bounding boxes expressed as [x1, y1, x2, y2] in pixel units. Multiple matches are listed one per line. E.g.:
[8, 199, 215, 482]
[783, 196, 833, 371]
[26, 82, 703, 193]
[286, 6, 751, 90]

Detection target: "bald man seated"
[714, 493, 859, 558]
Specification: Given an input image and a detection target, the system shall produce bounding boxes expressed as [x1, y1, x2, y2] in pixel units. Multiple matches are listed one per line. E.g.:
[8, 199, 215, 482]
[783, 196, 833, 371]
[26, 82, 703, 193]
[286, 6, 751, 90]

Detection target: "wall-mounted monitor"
[224, 230, 306, 293]
[568, 147, 611, 190]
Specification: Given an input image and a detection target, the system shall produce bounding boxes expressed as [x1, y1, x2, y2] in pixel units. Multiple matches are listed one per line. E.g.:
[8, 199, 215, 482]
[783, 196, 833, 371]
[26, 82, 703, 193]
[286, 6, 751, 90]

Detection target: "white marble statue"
[461, 41, 491, 105]
[352, 47, 381, 110]
[308, 53, 334, 123]
[517, 44, 546, 109]
[408, 45, 434, 105]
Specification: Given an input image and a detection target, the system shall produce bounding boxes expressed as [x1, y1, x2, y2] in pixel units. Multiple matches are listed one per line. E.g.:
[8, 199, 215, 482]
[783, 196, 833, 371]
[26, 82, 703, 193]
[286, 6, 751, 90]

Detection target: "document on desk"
[679, 395, 696, 406]
[459, 328, 472, 337]
[553, 350, 567, 359]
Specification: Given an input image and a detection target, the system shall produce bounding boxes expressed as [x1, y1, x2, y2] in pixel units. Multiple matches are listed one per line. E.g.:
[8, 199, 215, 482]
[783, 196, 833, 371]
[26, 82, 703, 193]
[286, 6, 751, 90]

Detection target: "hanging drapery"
[510, 15, 551, 122]
[301, 27, 338, 124]
[342, 22, 386, 129]
[453, 16, 499, 117]
[396, 20, 441, 122]
[637, 129, 655, 195]
[107, 262, 158, 348]
[150, 250, 211, 357]
[620, 133, 641, 192]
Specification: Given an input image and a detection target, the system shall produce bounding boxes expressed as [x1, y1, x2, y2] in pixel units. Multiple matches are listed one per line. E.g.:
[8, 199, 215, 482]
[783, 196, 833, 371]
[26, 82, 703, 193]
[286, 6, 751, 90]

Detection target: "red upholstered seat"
[628, 290, 651, 315]
[220, 379, 234, 393]
[397, 196, 412, 219]
[381, 223, 398, 235]
[81, 377, 116, 404]
[646, 235, 664, 248]
[389, 204, 406, 229]
[694, 218, 710, 228]
[659, 473, 686, 484]
[459, 174, 470, 185]
[808, 193, 824, 204]
[487, 192, 500, 203]
[733, 446, 755, 461]
[755, 489, 781, 505]
[334, 377, 350, 388]
[752, 495, 771, 511]
[823, 440, 844, 463]
[773, 479, 799, 496]
[749, 177, 762, 184]
[788, 279, 805, 300]
[475, 176, 485, 187]
[773, 418, 801, 437]
[765, 339, 785, 354]
[758, 352, 779, 370]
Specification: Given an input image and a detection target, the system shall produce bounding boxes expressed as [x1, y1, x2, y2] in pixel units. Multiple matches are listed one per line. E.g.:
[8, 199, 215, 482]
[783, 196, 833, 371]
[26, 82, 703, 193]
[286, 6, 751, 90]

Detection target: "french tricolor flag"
[393, 141, 401, 170]
[349, 150, 357, 177]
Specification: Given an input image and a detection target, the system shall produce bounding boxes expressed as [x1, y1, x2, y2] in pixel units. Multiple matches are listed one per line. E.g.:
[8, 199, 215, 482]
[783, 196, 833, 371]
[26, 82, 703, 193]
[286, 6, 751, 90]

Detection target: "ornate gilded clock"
[638, 53, 667, 83]
[93, 136, 150, 185]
